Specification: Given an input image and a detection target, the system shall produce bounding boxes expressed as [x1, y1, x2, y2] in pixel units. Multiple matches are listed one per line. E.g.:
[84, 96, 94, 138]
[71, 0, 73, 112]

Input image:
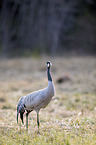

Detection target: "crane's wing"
[24, 89, 46, 110]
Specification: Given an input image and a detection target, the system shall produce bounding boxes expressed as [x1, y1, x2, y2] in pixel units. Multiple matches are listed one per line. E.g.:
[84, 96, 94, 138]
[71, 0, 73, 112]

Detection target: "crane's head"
[46, 61, 52, 68]
[17, 97, 25, 124]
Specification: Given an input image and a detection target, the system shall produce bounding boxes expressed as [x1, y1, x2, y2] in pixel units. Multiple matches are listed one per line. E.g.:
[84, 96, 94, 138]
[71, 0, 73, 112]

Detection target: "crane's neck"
[46, 66, 55, 97]
[47, 67, 52, 82]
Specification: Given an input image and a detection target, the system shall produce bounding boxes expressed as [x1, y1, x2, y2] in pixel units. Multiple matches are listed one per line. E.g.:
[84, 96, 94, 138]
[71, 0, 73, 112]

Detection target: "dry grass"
[0, 56, 96, 145]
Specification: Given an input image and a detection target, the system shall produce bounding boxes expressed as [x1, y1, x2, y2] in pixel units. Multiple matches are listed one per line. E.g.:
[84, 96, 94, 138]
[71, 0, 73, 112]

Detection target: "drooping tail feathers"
[17, 96, 25, 123]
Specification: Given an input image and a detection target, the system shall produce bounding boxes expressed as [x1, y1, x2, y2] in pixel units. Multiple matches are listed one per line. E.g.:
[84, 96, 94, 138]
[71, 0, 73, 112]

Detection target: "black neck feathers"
[47, 67, 52, 82]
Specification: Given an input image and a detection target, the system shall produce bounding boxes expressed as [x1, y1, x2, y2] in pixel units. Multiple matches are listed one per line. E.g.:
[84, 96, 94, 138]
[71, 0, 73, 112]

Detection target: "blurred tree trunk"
[0, 0, 10, 57]
[0, 0, 19, 57]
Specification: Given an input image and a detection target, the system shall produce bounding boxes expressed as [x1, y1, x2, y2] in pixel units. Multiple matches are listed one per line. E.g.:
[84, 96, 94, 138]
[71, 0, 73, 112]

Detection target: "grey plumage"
[17, 61, 55, 132]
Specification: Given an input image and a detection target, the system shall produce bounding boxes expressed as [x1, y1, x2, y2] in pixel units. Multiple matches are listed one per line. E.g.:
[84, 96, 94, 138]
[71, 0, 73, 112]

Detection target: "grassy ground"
[0, 56, 96, 145]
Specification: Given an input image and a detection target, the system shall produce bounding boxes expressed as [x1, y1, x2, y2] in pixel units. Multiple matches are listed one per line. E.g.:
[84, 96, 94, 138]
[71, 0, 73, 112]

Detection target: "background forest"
[0, 0, 96, 57]
[0, 1, 96, 144]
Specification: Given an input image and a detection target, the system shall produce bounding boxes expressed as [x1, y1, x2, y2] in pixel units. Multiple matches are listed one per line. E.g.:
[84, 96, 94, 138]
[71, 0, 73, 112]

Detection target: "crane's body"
[25, 81, 54, 111]
[17, 61, 55, 132]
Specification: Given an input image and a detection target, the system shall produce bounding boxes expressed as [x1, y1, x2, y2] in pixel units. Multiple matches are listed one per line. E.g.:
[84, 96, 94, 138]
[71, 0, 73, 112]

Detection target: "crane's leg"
[37, 111, 40, 133]
[26, 112, 29, 132]
[17, 112, 18, 123]
[26, 110, 32, 132]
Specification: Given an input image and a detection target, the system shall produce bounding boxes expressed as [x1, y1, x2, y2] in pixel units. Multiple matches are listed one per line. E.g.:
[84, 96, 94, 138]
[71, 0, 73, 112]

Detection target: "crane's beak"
[50, 62, 52, 66]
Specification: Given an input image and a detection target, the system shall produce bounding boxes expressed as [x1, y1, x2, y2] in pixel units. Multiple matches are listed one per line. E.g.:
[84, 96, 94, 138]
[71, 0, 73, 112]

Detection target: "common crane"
[17, 61, 55, 132]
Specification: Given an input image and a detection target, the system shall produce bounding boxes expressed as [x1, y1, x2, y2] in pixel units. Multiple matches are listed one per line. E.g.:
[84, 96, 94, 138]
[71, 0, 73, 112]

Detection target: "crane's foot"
[37, 131, 40, 135]
[35, 129, 40, 135]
